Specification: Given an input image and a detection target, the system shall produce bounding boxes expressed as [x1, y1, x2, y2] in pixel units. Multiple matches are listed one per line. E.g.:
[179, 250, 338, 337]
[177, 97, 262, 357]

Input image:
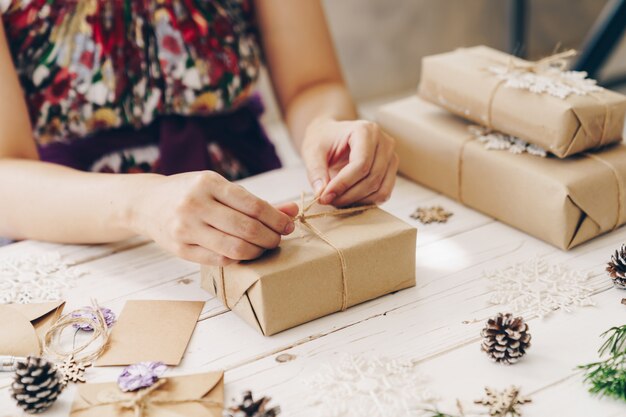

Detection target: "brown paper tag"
[96, 300, 204, 366]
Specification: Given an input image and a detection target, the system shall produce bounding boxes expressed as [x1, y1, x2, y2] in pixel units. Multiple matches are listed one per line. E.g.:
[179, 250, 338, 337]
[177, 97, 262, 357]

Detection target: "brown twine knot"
[507, 49, 577, 73]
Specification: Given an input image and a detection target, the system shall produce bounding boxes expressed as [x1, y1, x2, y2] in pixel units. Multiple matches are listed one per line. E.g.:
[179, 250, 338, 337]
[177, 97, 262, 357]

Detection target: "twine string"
[295, 193, 376, 311]
[70, 379, 223, 417]
[42, 299, 109, 363]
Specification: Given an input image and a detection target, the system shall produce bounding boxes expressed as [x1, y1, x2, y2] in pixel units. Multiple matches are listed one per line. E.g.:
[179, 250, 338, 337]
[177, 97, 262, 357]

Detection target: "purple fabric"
[37, 96, 282, 177]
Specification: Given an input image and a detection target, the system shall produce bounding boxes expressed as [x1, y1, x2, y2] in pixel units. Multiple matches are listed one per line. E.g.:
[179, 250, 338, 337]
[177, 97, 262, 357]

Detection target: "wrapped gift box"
[201, 204, 416, 336]
[70, 371, 224, 417]
[418, 46, 626, 158]
[377, 96, 626, 250]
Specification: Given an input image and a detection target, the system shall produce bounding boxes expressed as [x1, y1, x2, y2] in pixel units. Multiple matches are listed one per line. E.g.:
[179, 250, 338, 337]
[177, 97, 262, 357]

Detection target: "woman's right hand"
[132, 171, 299, 266]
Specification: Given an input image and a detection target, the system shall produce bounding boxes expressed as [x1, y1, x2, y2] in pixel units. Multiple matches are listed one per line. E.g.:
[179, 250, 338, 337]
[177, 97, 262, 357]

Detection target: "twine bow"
[508, 49, 577, 73]
[71, 379, 222, 417]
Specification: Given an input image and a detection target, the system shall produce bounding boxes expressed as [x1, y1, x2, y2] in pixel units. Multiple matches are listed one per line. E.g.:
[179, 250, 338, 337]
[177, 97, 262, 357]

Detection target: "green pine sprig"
[578, 324, 626, 401]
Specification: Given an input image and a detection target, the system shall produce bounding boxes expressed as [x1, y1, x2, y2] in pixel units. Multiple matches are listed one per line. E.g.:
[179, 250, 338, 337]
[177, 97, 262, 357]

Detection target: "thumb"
[304, 148, 330, 197]
[274, 202, 299, 218]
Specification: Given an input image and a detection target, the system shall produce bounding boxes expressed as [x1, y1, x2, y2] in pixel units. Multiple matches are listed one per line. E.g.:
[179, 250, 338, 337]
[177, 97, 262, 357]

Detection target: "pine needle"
[578, 324, 626, 401]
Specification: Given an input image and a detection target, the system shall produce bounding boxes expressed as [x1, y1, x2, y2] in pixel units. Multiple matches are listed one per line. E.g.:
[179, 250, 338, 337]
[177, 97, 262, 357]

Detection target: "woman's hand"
[301, 118, 399, 207]
[132, 171, 299, 266]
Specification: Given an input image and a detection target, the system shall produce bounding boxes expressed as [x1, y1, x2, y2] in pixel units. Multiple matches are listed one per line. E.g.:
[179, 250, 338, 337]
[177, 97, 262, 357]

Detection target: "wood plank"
[219, 290, 625, 417]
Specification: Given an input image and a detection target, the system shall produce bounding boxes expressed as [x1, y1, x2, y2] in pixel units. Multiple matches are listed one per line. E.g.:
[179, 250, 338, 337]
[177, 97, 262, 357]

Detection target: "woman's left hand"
[301, 118, 399, 207]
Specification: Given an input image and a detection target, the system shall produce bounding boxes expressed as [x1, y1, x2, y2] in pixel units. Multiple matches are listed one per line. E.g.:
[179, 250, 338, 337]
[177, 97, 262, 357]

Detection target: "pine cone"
[606, 245, 626, 289]
[481, 313, 531, 364]
[11, 357, 63, 414]
[224, 391, 281, 417]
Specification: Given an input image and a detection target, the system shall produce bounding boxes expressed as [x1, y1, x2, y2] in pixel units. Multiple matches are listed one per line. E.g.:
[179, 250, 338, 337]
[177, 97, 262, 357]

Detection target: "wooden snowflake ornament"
[474, 386, 531, 417]
[411, 206, 453, 224]
[57, 354, 91, 386]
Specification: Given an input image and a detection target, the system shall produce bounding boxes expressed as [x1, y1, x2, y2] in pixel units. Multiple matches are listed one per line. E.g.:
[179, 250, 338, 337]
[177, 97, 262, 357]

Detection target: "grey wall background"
[322, 0, 626, 101]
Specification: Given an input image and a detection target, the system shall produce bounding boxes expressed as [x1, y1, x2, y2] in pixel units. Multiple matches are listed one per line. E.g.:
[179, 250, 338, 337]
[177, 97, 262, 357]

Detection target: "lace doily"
[470, 126, 547, 157]
[0, 252, 84, 303]
[304, 355, 437, 417]
[488, 65, 601, 100]
[483, 257, 595, 319]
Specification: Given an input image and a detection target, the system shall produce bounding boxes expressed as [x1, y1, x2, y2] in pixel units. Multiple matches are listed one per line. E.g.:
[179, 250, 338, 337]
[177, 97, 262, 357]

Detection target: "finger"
[358, 153, 399, 205]
[176, 244, 236, 267]
[321, 125, 377, 204]
[331, 141, 394, 207]
[275, 202, 300, 218]
[190, 224, 265, 261]
[303, 146, 331, 196]
[203, 201, 282, 249]
[210, 177, 295, 235]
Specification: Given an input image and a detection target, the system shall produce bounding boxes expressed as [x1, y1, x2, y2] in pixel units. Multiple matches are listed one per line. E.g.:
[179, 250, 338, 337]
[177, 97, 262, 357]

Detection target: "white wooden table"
[1, 165, 625, 417]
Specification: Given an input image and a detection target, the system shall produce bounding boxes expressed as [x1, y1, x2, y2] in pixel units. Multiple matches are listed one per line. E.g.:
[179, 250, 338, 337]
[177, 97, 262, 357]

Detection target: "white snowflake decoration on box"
[304, 355, 437, 417]
[469, 126, 547, 157]
[488, 65, 601, 100]
[0, 252, 84, 303]
[483, 257, 595, 319]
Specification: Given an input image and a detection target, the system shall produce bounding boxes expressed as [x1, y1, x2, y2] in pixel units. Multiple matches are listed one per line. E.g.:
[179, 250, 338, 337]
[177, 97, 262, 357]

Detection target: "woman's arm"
[0, 21, 296, 264]
[255, 0, 398, 207]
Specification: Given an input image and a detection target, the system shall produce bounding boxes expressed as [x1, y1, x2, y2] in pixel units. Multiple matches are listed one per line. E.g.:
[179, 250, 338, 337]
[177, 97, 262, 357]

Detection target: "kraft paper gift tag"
[96, 300, 204, 366]
[70, 371, 224, 417]
[0, 301, 65, 356]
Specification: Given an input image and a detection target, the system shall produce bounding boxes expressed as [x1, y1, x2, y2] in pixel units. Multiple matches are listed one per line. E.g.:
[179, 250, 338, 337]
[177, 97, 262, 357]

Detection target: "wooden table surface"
[1, 165, 625, 417]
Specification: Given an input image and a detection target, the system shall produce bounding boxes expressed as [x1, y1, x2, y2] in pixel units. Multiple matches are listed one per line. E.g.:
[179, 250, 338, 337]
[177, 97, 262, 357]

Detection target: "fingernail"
[313, 179, 324, 195]
[321, 193, 336, 205]
[283, 221, 295, 235]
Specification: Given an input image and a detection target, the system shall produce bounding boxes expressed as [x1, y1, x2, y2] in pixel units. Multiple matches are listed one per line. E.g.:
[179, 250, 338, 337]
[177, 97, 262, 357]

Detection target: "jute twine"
[42, 300, 110, 363]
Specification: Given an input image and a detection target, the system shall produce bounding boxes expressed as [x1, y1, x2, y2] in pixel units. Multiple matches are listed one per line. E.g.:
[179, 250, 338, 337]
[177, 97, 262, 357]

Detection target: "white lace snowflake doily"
[483, 257, 595, 319]
[469, 126, 547, 157]
[0, 252, 84, 303]
[488, 65, 601, 100]
[303, 355, 438, 417]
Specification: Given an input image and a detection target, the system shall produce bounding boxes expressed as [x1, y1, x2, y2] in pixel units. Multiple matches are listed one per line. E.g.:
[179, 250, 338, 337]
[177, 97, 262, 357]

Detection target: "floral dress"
[0, 0, 281, 178]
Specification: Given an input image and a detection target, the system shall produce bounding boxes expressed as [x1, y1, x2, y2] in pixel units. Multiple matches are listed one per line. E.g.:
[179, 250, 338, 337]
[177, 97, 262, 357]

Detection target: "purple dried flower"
[117, 362, 167, 392]
[71, 307, 116, 331]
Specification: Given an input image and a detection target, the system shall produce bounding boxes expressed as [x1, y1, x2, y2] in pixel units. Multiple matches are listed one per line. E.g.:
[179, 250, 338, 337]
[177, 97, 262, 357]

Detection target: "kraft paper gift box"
[377, 96, 626, 250]
[70, 371, 224, 417]
[418, 46, 626, 158]
[0, 301, 64, 356]
[201, 204, 417, 336]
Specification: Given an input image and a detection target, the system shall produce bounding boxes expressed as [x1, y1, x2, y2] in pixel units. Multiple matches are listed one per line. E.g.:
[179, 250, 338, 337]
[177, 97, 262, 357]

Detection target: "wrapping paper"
[418, 46, 626, 158]
[201, 204, 417, 336]
[377, 96, 626, 250]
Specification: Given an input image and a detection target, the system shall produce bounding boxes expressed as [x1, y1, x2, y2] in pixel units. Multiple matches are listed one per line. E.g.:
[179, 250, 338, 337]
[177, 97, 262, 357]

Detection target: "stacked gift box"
[377, 46, 626, 251]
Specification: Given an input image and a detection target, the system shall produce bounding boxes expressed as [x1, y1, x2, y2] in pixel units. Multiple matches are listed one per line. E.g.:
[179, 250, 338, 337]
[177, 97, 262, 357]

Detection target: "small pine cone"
[11, 357, 63, 414]
[606, 245, 626, 289]
[481, 313, 531, 365]
[224, 390, 281, 417]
